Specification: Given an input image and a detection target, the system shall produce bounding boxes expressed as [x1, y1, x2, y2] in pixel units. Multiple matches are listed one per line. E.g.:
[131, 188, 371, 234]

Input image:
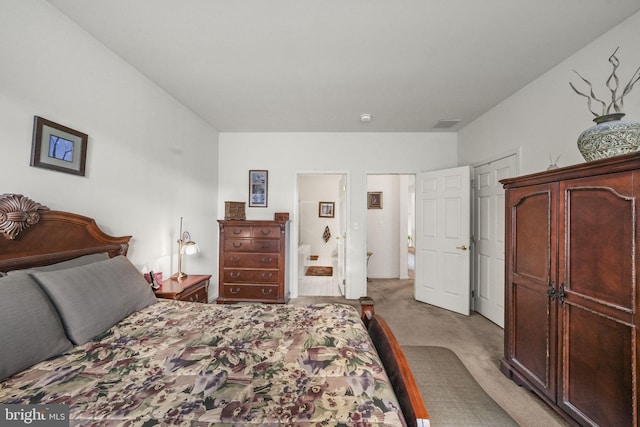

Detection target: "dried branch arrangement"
[570, 47, 640, 117]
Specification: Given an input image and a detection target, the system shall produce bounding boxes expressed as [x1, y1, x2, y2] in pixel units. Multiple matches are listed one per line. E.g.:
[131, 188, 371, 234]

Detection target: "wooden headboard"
[0, 194, 131, 272]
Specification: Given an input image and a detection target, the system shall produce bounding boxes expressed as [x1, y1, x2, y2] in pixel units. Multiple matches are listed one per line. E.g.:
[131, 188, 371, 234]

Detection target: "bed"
[0, 193, 428, 426]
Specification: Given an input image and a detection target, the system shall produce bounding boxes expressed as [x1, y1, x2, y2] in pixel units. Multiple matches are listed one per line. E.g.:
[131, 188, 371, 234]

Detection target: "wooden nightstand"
[154, 274, 211, 303]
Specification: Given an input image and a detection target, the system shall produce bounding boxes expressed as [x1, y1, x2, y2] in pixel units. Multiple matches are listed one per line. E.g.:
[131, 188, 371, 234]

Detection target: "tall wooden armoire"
[500, 151, 640, 426]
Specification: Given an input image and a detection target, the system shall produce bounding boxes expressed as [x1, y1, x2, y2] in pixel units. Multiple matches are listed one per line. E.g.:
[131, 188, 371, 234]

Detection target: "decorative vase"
[577, 113, 640, 162]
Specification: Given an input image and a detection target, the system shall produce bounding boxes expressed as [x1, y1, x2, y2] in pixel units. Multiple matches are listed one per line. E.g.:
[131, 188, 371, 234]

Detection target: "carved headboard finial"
[0, 194, 49, 240]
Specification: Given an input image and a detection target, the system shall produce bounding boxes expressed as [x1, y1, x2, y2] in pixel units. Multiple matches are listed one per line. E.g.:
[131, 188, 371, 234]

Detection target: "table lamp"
[173, 216, 199, 279]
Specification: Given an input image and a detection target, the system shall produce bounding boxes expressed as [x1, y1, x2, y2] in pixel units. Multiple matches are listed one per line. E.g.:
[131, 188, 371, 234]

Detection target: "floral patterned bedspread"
[0, 302, 406, 426]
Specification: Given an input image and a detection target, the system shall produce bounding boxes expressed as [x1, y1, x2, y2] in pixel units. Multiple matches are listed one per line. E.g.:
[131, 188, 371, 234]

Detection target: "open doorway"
[297, 173, 345, 296]
[366, 174, 415, 282]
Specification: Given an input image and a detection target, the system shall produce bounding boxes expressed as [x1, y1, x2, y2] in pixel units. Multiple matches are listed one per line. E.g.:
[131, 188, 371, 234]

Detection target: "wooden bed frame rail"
[360, 297, 430, 427]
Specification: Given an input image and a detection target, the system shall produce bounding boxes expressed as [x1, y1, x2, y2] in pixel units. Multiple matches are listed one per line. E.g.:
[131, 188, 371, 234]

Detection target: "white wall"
[459, 12, 640, 173]
[0, 0, 219, 278]
[298, 175, 341, 259]
[218, 132, 457, 299]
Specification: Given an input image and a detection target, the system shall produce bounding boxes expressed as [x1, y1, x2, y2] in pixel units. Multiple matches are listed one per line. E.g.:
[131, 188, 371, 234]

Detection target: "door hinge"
[471, 179, 477, 189]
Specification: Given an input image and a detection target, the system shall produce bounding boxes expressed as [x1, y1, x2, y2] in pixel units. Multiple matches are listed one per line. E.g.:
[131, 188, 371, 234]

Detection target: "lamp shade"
[182, 241, 200, 255]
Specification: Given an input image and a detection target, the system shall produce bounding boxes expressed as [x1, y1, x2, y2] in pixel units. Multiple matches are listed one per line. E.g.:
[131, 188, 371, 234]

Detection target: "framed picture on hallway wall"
[318, 201, 334, 218]
[249, 170, 268, 207]
[30, 116, 88, 176]
[367, 192, 383, 209]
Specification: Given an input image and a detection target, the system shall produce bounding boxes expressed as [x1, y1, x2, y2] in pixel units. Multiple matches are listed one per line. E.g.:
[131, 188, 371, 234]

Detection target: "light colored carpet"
[292, 278, 570, 427]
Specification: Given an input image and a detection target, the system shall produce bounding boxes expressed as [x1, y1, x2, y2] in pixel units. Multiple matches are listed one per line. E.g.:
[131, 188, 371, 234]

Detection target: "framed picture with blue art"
[248, 170, 268, 207]
[30, 116, 88, 176]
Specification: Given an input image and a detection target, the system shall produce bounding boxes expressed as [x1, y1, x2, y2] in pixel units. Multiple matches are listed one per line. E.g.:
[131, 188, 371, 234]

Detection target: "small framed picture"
[249, 170, 268, 207]
[319, 201, 335, 218]
[367, 192, 383, 209]
[30, 116, 88, 176]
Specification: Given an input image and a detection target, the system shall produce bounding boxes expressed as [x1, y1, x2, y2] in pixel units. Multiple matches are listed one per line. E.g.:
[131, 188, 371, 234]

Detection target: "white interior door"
[415, 166, 471, 315]
[473, 154, 517, 327]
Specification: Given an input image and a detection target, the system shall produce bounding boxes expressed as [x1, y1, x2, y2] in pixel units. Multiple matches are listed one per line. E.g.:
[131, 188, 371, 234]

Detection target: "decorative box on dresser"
[500, 151, 640, 427]
[217, 220, 290, 304]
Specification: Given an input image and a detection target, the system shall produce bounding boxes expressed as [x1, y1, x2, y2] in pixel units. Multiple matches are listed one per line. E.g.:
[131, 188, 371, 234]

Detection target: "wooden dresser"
[217, 220, 289, 304]
[500, 151, 640, 427]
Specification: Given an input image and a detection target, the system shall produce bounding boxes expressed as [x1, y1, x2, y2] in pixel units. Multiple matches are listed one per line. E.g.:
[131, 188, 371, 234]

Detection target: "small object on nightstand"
[149, 270, 160, 290]
[155, 274, 211, 303]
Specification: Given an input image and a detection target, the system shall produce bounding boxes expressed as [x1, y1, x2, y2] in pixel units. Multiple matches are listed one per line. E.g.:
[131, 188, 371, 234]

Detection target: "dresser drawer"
[224, 253, 279, 268]
[252, 239, 280, 252]
[224, 239, 280, 252]
[224, 239, 252, 251]
[251, 226, 280, 238]
[223, 269, 279, 283]
[226, 226, 251, 238]
[222, 284, 280, 300]
[179, 283, 208, 303]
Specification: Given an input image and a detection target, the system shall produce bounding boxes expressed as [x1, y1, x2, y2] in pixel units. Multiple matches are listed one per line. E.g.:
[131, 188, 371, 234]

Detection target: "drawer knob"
[261, 257, 273, 264]
[262, 273, 273, 279]
[233, 242, 243, 248]
[261, 242, 272, 249]
[260, 229, 272, 235]
[229, 287, 240, 294]
[230, 256, 241, 263]
[230, 272, 241, 279]
[232, 229, 243, 234]
[261, 288, 273, 295]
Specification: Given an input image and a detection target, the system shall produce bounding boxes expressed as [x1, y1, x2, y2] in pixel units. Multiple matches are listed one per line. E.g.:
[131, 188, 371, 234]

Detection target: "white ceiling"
[46, 0, 640, 132]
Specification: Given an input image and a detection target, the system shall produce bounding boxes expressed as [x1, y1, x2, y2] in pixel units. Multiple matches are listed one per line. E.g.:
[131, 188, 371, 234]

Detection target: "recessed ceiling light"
[360, 113, 373, 123]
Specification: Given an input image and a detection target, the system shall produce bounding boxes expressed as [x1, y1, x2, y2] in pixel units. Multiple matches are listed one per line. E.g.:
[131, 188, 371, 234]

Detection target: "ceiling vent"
[434, 119, 461, 129]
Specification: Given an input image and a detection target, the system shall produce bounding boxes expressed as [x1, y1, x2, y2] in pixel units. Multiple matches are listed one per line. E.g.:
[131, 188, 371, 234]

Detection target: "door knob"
[456, 245, 468, 251]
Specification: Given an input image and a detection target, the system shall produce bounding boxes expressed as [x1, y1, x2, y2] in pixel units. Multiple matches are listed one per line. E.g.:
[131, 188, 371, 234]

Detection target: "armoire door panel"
[513, 190, 552, 283]
[564, 186, 634, 311]
[512, 283, 554, 396]
[561, 304, 634, 427]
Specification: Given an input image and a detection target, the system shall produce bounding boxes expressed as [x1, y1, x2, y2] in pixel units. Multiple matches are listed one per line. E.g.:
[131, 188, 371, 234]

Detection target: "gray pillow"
[31, 256, 157, 345]
[0, 273, 73, 380]
[7, 253, 110, 275]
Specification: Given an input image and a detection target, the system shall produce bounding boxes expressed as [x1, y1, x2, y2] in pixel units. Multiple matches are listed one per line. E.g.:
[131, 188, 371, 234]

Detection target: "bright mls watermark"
[1, 405, 68, 426]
